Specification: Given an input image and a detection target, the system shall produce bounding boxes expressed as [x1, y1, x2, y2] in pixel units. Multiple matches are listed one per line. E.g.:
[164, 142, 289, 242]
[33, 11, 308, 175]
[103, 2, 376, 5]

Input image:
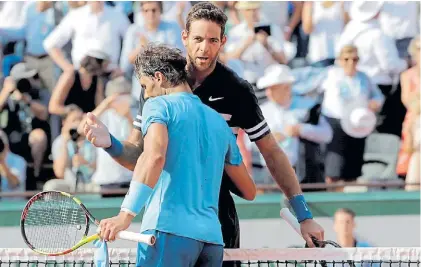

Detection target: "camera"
[69, 128, 81, 142]
[16, 78, 32, 94]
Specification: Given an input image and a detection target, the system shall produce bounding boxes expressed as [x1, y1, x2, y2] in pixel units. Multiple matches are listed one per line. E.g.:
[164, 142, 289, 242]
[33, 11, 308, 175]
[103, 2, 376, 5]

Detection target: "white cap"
[350, 0, 384, 22]
[256, 64, 295, 89]
[341, 106, 377, 138]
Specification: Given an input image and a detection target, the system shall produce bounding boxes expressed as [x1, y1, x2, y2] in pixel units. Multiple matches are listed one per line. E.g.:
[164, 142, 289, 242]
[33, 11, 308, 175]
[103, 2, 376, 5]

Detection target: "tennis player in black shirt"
[84, 2, 324, 265]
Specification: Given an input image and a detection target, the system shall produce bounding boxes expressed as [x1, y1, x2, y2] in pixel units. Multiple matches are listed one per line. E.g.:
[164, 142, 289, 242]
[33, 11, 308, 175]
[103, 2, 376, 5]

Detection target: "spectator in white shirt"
[43, 1, 130, 73]
[0, 130, 27, 201]
[380, 1, 420, 60]
[302, 1, 349, 67]
[260, 1, 303, 41]
[120, 1, 183, 104]
[337, 1, 408, 137]
[254, 64, 332, 183]
[89, 77, 134, 197]
[224, 1, 287, 84]
[321, 45, 384, 190]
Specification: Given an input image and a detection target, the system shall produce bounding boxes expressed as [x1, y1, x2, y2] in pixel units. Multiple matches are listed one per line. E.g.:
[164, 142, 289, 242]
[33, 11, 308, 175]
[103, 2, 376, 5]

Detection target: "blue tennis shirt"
[140, 92, 242, 245]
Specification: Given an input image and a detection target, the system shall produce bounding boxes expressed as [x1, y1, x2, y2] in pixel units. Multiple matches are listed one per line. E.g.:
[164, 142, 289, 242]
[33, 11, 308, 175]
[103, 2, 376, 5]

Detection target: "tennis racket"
[280, 208, 356, 267]
[21, 191, 156, 256]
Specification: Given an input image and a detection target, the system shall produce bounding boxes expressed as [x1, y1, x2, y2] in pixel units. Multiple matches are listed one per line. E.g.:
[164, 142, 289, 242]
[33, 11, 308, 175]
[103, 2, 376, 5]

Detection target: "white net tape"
[1, 248, 420, 262]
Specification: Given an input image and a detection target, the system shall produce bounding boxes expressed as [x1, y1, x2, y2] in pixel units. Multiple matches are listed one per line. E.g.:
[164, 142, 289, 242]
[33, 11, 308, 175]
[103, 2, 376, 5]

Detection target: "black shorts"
[219, 176, 240, 267]
[324, 116, 366, 180]
[9, 133, 32, 162]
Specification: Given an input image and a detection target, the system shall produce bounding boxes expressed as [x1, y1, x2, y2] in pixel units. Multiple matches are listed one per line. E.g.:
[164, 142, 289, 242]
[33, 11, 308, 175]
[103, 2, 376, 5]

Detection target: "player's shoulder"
[143, 96, 170, 111]
[216, 62, 254, 96]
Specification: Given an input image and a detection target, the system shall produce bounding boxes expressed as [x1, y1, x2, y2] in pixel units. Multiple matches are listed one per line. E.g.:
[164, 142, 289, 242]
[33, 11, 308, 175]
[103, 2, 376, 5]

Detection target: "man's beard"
[186, 52, 218, 87]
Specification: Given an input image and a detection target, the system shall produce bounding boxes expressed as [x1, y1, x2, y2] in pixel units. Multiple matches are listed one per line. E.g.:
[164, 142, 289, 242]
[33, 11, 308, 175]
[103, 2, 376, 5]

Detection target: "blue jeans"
[137, 229, 224, 267]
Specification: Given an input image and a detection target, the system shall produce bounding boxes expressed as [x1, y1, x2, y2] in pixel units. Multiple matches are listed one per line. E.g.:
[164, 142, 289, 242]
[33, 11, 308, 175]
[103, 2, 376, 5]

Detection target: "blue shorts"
[136, 229, 224, 267]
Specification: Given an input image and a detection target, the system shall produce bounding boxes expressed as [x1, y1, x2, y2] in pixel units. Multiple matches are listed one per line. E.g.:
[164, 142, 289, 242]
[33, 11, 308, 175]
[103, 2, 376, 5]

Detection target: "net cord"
[1, 248, 421, 262]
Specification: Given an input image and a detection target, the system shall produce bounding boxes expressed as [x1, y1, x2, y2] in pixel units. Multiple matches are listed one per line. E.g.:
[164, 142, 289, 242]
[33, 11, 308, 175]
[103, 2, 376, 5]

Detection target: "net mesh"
[1, 248, 420, 267]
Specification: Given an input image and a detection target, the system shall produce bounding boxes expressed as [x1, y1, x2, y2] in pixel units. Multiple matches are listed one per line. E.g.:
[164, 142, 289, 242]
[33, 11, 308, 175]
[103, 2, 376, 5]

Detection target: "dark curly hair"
[186, 2, 228, 38]
[134, 44, 187, 86]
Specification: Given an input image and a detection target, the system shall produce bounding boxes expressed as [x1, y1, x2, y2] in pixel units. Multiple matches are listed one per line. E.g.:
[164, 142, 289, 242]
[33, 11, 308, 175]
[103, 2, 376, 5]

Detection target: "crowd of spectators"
[0, 1, 419, 199]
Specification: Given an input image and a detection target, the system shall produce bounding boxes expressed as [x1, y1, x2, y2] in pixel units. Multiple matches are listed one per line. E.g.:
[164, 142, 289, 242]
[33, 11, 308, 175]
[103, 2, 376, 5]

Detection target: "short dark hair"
[134, 44, 187, 86]
[140, 1, 163, 13]
[335, 208, 356, 218]
[186, 2, 227, 38]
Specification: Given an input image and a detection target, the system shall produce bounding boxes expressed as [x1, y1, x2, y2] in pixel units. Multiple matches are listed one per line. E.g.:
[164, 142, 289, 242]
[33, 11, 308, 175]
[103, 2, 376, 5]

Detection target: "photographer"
[0, 130, 27, 201]
[44, 109, 96, 192]
[0, 63, 49, 183]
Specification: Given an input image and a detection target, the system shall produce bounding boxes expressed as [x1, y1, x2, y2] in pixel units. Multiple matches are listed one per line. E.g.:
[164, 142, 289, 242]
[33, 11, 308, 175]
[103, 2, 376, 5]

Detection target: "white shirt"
[0, 1, 27, 28]
[91, 108, 133, 185]
[260, 96, 333, 166]
[120, 20, 184, 100]
[336, 20, 407, 85]
[260, 2, 289, 30]
[307, 2, 345, 63]
[43, 5, 130, 69]
[380, 1, 419, 40]
[321, 66, 385, 119]
[226, 22, 285, 83]
[1, 152, 26, 201]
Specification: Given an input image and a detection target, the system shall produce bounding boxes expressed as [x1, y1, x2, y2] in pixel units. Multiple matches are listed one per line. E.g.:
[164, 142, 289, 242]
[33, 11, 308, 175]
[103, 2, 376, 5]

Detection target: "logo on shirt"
[209, 96, 224, 102]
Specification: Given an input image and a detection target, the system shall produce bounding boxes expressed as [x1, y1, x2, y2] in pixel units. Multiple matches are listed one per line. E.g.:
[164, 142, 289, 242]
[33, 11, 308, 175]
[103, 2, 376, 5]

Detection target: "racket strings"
[23, 192, 88, 253]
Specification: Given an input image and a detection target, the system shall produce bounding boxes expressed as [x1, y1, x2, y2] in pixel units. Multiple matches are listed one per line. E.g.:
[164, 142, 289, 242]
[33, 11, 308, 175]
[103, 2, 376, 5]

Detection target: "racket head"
[20, 191, 99, 256]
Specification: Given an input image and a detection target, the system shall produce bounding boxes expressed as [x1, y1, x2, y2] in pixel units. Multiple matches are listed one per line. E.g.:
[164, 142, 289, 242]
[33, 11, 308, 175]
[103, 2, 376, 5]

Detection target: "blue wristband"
[288, 194, 313, 222]
[121, 181, 153, 216]
[104, 134, 123, 157]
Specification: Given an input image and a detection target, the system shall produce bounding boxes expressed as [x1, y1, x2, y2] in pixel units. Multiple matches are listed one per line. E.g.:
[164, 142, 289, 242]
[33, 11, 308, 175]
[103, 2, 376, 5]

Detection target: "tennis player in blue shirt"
[95, 44, 256, 267]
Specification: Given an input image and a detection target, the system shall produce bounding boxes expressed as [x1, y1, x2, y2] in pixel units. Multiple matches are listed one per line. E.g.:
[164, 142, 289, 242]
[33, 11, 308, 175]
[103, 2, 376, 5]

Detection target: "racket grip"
[117, 231, 156, 246]
[280, 208, 302, 238]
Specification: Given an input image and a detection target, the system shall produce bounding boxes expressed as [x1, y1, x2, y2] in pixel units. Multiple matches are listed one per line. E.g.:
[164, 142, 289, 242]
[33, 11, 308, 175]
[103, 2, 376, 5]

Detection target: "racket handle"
[280, 208, 303, 238]
[117, 231, 156, 246]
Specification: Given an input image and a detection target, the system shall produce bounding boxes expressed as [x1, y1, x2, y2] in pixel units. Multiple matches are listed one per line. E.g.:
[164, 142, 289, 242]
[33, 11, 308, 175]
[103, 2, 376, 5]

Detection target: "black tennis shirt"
[133, 62, 271, 248]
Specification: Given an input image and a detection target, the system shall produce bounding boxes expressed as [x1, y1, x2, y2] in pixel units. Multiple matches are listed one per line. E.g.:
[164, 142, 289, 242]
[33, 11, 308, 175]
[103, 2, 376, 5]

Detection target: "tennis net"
[1, 248, 420, 267]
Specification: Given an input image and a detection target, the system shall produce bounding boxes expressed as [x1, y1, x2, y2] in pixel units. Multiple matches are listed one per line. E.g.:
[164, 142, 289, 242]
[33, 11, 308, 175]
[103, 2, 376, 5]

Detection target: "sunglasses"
[342, 57, 359, 62]
[142, 8, 158, 14]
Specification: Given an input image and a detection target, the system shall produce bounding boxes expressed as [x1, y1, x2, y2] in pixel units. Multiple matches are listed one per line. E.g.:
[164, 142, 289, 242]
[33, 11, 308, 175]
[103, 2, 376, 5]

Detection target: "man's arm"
[114, 128, 144, 171]
[255, 134, 302, 198]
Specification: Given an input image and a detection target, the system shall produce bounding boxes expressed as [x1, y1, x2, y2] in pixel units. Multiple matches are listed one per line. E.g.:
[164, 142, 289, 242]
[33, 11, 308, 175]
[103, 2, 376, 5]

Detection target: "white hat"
[350, 0, 384, 22]
[256, 64, 295, 89]
[10, 63, 37, 80]
[341, 100, 377, 138]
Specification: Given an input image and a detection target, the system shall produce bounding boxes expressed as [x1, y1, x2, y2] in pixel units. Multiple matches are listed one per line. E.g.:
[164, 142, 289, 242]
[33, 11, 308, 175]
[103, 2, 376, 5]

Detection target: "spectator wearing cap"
[0, 63, 50, 184]
[320, 45, 384, 191]
[120, 1, 183, 105]
[337, 1, 408, 137]
[224, 1, 288, 85]
[43, 1, 130, 73]
[253, 64, 332, 184]
[0, 130, 27, 201]
[302, 1, 349, 67]
[397, 36, 420, 182]
[0, 1, 64, 92]
[87, 77, 134, 197]
[380, 1, 419, 60]
[48, 51, 107, 117]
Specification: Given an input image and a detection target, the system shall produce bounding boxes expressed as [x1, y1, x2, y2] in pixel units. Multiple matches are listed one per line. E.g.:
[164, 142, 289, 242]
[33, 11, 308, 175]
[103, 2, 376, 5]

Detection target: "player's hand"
[300, 219, 324, 248]
[99, 212, 133, 242]
[83, 112, 111, 148]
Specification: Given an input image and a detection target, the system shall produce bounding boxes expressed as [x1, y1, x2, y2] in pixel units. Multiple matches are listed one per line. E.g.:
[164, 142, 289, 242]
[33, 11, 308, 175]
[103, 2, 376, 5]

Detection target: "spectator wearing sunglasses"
[320, 45, 384, 191]
[120, 1, 183, 106]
